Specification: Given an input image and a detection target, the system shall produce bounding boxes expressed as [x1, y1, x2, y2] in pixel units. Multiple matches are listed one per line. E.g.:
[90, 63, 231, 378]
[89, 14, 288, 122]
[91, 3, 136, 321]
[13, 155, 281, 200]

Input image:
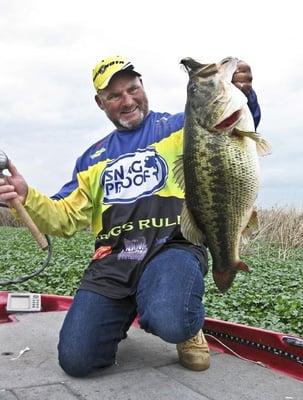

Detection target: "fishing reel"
[0, 149, 52, 285]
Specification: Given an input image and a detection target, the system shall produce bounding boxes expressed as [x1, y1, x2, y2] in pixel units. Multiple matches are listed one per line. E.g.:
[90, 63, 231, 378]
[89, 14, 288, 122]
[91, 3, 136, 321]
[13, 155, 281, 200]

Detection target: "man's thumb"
[7, 160, 20, 177]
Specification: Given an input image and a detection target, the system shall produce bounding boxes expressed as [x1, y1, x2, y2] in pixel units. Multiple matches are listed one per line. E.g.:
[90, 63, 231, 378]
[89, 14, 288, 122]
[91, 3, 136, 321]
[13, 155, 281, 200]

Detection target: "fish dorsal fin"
[173, 155, 205, 245]
[180, 202, 206, 246]
[173, 155, 185, 191]
[234, 128, 272, 156]
[173, 156, 205, 245]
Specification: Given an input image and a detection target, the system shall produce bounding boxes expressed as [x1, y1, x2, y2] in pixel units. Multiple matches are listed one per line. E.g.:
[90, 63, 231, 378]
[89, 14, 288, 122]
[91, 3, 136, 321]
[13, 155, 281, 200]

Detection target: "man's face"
[95, 71, 149, 130]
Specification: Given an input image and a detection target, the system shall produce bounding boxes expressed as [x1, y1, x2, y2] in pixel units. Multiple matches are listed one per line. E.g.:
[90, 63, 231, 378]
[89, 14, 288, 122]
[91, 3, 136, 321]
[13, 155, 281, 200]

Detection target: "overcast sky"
[1, 0, 302, 209]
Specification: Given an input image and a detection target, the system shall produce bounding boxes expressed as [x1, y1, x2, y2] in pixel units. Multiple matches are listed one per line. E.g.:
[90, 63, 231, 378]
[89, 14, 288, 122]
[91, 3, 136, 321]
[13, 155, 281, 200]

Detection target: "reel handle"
[9, 197, 49, 250]
[0, 149, 48, 251]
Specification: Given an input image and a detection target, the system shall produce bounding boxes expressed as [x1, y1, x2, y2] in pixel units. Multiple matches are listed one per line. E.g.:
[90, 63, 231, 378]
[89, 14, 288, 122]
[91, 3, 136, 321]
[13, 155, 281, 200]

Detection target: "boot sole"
[178, 357, 210, 371]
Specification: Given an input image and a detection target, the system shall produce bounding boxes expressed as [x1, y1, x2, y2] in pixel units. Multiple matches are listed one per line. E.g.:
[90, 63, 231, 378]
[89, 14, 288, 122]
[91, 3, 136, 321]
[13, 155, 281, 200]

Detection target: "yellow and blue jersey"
[25, 111, 204, 297]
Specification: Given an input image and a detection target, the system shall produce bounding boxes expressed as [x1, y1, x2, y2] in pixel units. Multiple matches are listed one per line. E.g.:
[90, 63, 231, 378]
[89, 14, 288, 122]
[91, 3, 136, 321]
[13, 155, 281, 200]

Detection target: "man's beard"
[117, 110, 145, 130]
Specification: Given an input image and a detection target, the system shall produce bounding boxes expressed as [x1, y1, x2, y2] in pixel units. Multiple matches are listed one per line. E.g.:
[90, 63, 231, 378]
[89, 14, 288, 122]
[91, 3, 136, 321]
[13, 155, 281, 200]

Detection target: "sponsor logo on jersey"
[92, 246, 112, 260]
[118, 237, 147, 261]
[90, 147, 106, 159]
[101, 148, 168, 204]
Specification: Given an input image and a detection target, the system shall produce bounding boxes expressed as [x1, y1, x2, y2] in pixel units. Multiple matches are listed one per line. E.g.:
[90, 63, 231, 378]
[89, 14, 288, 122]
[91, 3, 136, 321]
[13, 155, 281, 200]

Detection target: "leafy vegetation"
[0, 227, 94, 295]
[0, 205, 302, 337]
[205, 246, 303, 336]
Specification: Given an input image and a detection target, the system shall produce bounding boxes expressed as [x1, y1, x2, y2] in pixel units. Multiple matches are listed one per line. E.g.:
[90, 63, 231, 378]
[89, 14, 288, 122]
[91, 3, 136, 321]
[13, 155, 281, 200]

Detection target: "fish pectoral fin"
[256, 137, 272, 156]
[173, 155, 185, 191]
[180, 202, 205, 246]
[233, 128, 272, 156]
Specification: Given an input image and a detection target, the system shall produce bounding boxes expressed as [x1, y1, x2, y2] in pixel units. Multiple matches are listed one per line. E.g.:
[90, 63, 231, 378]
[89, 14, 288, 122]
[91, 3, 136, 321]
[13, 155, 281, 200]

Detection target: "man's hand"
[232, 61, 253, 94]
[0, 161, 28, 205]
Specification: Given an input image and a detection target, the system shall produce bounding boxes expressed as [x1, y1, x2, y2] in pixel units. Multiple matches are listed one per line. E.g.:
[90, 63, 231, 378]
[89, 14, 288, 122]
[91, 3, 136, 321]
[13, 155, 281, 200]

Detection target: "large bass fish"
[174, 57, 271, 292]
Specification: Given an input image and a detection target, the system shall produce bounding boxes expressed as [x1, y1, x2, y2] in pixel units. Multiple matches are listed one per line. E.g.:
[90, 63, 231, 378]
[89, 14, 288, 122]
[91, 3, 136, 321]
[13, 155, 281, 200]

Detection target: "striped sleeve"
[24, 167, 93, 238]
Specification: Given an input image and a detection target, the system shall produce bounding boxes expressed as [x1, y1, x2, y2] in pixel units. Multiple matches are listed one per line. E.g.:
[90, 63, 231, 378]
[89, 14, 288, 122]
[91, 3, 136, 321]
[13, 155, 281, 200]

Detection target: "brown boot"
[176, 329, 210, 371]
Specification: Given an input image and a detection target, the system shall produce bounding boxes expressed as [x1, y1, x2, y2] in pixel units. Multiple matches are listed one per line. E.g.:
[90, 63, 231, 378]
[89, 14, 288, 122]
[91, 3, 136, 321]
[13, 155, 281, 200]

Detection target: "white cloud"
[1, 0, 302, 208]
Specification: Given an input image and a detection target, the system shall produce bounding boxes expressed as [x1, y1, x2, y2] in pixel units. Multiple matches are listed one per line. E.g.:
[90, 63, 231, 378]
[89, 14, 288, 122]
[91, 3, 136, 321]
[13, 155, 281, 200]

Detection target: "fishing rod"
[0, 149, 52, 285]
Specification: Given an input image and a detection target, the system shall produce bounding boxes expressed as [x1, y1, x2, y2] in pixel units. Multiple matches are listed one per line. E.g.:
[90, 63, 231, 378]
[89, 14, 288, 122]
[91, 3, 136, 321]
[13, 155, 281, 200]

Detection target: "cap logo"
[93, 60, 125, 81]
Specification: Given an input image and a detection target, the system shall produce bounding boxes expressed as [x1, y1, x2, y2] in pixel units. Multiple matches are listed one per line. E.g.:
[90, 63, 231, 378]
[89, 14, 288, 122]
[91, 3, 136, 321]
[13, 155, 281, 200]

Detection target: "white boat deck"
[0, 310, 302, 400]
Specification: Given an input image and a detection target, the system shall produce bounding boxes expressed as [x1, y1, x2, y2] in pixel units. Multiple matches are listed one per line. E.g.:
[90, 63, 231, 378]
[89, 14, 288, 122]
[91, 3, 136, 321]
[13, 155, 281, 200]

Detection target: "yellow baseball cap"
[92, 55, 141, 91]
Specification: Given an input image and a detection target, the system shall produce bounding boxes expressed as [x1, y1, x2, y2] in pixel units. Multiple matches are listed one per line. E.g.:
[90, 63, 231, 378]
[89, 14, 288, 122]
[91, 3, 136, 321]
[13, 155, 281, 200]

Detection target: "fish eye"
[221, 57, 233, 65]
[189, 82, 198, 92]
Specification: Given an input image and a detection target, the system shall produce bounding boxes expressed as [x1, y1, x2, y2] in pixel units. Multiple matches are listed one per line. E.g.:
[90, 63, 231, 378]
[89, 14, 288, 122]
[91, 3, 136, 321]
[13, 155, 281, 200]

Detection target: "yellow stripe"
[154, 129, 185, 199]
[77, 160, 111, 235]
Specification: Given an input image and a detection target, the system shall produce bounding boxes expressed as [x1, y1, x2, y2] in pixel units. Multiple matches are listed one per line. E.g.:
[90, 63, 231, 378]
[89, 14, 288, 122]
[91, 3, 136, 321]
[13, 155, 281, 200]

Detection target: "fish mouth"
[180, 58, 218, 78]
[214, 110, 241, 130]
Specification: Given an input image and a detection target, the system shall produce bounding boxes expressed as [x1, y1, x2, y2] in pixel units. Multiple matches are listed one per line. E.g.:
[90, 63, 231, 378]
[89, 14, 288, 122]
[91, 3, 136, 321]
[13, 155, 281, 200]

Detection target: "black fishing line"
[0, 211, 52, 285]
[0, 235, 52, 286]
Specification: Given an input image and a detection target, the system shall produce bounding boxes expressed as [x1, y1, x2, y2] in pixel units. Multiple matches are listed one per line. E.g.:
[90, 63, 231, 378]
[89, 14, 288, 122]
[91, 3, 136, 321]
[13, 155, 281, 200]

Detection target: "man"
[0, 55, 260, 377]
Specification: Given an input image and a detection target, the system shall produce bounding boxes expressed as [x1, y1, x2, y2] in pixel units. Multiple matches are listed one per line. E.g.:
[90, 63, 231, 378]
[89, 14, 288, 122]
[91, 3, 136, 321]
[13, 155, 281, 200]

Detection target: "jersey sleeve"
[246, 89, 261, 129]
[24, 164, 93, 238]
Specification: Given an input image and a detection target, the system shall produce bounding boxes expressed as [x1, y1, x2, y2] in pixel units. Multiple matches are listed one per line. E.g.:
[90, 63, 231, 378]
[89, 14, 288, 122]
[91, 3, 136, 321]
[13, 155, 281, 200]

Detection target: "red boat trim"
[203, 318, 303, 382]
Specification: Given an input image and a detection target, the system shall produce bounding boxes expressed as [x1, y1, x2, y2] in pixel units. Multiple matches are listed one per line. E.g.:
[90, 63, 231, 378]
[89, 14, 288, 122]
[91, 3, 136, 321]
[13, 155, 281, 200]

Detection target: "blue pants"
[58, 248, 206, 377]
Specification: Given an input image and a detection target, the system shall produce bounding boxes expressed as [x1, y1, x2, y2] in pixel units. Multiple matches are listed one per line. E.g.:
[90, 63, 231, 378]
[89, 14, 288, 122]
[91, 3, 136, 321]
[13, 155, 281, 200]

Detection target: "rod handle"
[9, 197, 48, 250]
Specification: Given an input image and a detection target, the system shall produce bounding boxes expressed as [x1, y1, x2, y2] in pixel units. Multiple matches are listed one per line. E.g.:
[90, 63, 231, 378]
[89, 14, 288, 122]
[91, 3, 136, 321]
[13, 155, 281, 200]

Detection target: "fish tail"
[213, 261, 250, 292]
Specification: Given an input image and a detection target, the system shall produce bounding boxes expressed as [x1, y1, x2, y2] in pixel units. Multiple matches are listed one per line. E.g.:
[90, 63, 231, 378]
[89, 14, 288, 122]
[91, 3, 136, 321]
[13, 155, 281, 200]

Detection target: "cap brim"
[99, 68, 141, 91]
